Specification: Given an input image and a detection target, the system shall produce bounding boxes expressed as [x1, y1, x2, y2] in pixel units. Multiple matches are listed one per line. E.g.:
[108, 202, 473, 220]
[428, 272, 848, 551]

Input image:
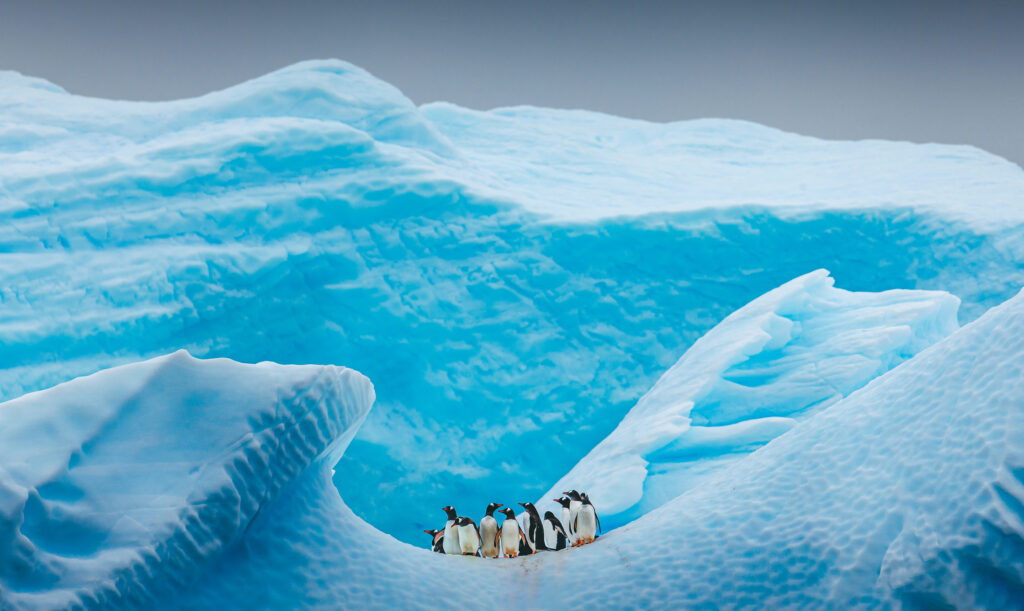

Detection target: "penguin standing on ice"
[479, 502, 503, 558]
[441, 506, 461, 555]
[554, 496, 575, 544]
[543, 511, 569, 550]
[498, 507, 529, 558]
[424, 528, 444, 553]
[518, 502, 549, 552]
[455, 516, 482, 556]
[573, 492, 601, 546]
[563, 490, 583, 542]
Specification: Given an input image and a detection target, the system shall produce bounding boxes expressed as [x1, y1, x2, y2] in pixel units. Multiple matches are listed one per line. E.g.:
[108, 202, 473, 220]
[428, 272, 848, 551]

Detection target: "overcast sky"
[2, 1, 1022, 166]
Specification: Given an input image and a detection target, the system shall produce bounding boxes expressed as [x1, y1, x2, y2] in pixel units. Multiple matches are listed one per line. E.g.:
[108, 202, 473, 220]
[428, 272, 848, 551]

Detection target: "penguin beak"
[518, 502, 526, 507]
[552, 498, 561, 502]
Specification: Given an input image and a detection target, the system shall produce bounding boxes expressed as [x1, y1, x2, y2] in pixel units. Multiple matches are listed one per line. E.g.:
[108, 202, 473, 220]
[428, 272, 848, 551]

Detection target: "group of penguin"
[424, 490, 601, 558]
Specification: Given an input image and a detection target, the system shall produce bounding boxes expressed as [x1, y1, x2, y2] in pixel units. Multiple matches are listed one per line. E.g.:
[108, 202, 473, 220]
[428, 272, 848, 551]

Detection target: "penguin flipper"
[596, 512, 602, 534]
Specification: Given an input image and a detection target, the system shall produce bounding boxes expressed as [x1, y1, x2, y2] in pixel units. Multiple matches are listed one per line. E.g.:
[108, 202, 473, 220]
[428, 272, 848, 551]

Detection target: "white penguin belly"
[458, 524, 480, 555]
[518, 512, 535, 551]
[561, 507, 575, 541]
[443, 520, 461, 555]
[576, 506, 597, 540]
[479, 516, 499, 558]
[500, 523, 520, 556]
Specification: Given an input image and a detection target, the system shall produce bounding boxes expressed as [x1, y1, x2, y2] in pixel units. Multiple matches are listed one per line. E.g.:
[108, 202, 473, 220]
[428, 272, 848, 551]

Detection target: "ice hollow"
[2, 283, 1021, 608]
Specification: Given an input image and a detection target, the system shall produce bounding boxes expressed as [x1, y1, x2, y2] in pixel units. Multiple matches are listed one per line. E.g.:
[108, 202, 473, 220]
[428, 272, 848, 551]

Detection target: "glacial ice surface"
[1, 59, 1024, 547]
[540, 269, 961, 529]
[2, 282, 1021, 609]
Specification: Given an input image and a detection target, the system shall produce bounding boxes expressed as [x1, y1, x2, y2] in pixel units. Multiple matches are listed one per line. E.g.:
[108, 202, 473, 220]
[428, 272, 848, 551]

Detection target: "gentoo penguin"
[455, 516, 481, 556]
[479, 502, 503, 558]
[441, 506, 461, 555]
[543, 511, 569, 550]
[423, 528, 445, 553]
[554, 496, 575, 544]
[498, 507, 529, 558]
[518, 502, 549, 552]
[563, 490, 583, 540]
[573, 492, 601, 546]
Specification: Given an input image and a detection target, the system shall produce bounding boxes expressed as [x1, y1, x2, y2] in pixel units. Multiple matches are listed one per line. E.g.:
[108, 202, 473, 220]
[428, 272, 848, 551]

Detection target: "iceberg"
[1, 59, 1023, 549]
[539, 269, 961, 529]
[2, 286, 1021, 609]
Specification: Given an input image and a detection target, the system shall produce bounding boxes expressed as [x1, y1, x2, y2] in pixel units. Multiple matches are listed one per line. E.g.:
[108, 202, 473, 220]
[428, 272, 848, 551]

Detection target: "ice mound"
[0, 351, 374, 609]
[2, 59, 1024, 545]
[540, 270, 961, 528]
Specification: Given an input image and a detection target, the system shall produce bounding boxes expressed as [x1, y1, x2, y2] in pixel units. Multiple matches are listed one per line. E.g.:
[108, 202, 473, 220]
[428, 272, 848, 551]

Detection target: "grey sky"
[2, 1, 1022, 167]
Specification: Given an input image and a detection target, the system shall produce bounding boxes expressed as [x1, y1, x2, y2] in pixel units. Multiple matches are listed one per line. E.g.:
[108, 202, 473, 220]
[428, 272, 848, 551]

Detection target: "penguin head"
[543, 511, 557, 522]
[580, 492, 592, 505]
[424, 528, 440, 536]
[485, 502, 503, 515]
[553, 496, 571, 508]
[518, 502, 540, 517]
[500, 507, 516, 519]
[441, 505, 457, 520]
[562, 490, 582, 501]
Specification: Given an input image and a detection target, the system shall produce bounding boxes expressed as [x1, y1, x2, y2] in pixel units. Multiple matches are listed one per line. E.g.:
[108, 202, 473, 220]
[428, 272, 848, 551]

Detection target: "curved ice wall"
[2, 281, 1022, 608]
[1, 60, 1023, 543]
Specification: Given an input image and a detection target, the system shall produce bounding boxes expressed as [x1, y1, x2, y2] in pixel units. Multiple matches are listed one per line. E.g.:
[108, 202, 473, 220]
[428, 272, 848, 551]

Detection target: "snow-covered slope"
[3, 283, 1020, 609]
[0, 352, 374, 609]
[539, 269, 960, 528]
[2, 59, 1023, 545]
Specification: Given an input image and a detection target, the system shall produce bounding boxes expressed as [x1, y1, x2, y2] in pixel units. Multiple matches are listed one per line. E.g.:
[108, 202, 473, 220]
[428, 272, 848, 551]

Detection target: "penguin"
[554, 496, 575, 544]
[563, 490, 583, 540]
[423, 528, 445, 553]
[573, 492, 601, 546]
[543, 511, 569, 550]
[441, 506, 461, 555]
[479, 502, 503, 558]
[455, 516, 482, 556]
[516, 508, 535, 554]
[498, 507, 529, 558]
[518, 502, 549, 552]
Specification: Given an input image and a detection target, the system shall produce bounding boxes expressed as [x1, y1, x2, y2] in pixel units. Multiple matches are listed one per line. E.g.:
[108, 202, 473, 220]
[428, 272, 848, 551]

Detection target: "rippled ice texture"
[1, 283, 1021, 609]
[1, 59, 1023, 547]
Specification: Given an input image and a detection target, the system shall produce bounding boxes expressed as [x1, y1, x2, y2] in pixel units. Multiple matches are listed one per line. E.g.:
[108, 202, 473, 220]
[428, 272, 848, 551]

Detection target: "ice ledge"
[541, 269, 961, 528]
[0, 350, 374, 610]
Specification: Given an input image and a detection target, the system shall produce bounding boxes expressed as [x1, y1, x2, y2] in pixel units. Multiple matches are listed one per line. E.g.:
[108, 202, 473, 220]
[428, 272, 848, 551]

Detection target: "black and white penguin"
[456, 516, 482, 556]
[479, 502, 503, 558]
[573, 492, 601, 546]
[563, 490, 583, 540]
[441, 505, 461, 555]
[423, 528, 445, 553]
[518, 502, 549, 552]
[498, 507, 529, 558]
[554, 496, 575, 544]
[543, 511, 569, 550]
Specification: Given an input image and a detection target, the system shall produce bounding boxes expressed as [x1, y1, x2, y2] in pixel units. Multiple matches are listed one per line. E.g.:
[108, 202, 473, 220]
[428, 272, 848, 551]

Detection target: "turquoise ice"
[0, 59, 1023, 608]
